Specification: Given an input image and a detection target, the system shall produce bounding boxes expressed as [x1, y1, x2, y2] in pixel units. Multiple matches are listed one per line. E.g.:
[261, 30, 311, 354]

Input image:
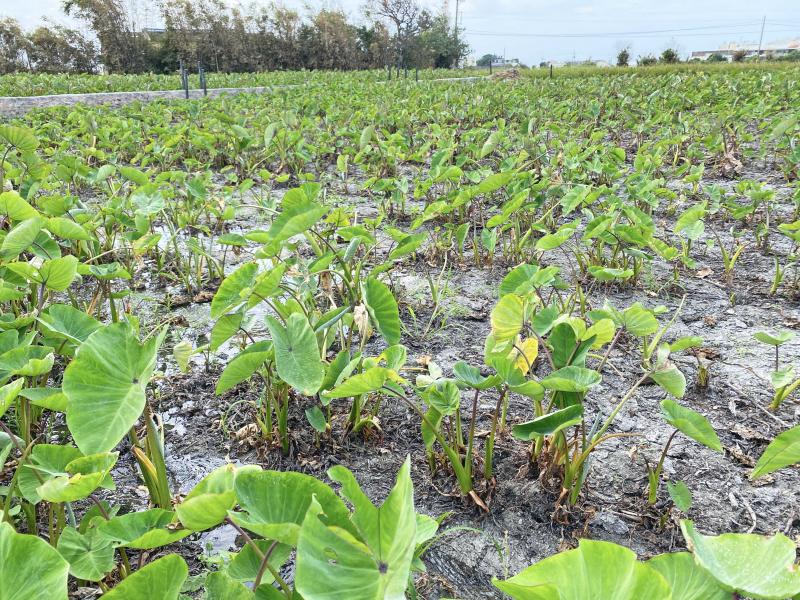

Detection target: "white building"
[691, 38, 800, 61]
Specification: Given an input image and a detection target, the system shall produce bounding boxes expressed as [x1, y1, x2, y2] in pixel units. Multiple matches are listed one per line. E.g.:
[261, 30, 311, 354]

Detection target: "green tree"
[0, 17, 29, 73]
[660, 48, 680, 64]
[477, 53, 499, 67]
[616, 48, 630, 67]
[63, 0, 150, 72]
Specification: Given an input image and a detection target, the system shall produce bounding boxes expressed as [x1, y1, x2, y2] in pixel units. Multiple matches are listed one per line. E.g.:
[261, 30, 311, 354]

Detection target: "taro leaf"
[360, 125, 375, 150]
[64, 322, 165, 454]
[540, 366, 601, 393]
[0, 190, 39, 220]
[324, 367, 389, 399]
[771, 365, 794, 389]
[175, 464, 243, 531]
[549, 322, 577, 369]
[492, 539, 671, 600]
[532, 305, 559, 337]
[535, 222, 577, 251]
[499, 264, 540, 296]
[231, 469, 355, 547]
[211, 311, 243, 351]
[173, 340, 192, 373]
[364, 278, 401, 345]
[211, 262, 258, 319]
[102, 554, 187, 600]
[0, 125, 39, 152]
[247, 264, 286, 309]
[18, 444, 115, 504]
[480, 130, 502, 158]
[0, 345, 54, 382]
[750, 423, 800, 478]
[98, 508, 191, 549]
[667, 481, 693, 513]
[513, 337, 538, 375]
[0, 377, 24, 419]
[588, 266, 634, 281]
[215, 341, 273, 395]
[753, 330, 794, 346]
[651, 361, 687, 399]
[38, 304, 101, 345]
[205, 571, 255, 600]
[388, 233, 426, 261]
[0, 432, 15, 471]
[265, 313, 323, 396]
[320, 349, 352, 392]
[18, 443, 81, 504]
[648, 551, 731, 600]
[660, 400, 721, 451]
[226, 539, 292, 584]
[56, 526, 115, 582]
[622, 303, 659, 337]
[512, 405, 583, 441]
[670, 336, 704, 353]
[583, 318, 615, 348]
[490, 294, 524, 344]
[296, 458, 417, 600]
[0, 521, 69, 600]
[424, 380, 461, 415]
[37, 255, 79, 291]
[45, 217, 92, 241]
[380, 345, 407, 371]
[81, 261, 130, 281]
[306, 405, 327, 433]
[261, 184, 327, 255]
[681, 520, 800, 599]
[475, 171, 512, 195]
[36, 451, 118, 503]
[453, 361, 501, 390]
[19, 387, 67, 412]
[1, 217, 43, 258]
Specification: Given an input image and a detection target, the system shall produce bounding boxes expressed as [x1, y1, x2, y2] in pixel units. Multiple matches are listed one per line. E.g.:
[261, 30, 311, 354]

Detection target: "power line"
[465, 27, 798, 39]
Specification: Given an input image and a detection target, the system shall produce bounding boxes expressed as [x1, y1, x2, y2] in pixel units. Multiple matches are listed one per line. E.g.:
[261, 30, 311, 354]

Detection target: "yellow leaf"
[513, 337, 539, 375]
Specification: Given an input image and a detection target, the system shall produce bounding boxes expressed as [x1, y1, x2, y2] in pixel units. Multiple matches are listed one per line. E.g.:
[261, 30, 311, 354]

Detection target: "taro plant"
[493, 538, 726, 600]
[753, 330, 799, 409]
[509, 295, 688, 505]
[494, 521, 800, 600]
[645, 399, 722, 505]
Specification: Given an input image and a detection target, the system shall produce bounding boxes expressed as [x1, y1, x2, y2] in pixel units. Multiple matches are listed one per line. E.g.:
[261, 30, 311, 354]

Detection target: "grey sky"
[4, 0, 799, 64]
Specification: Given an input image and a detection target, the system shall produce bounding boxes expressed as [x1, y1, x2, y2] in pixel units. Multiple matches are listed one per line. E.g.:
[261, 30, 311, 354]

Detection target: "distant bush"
[660, 48, 680, 64]
[638, 55, 658, 66]
[708, 53, 727, 63]
[732, 50, 748, 62]
[616, 48, 630, 67]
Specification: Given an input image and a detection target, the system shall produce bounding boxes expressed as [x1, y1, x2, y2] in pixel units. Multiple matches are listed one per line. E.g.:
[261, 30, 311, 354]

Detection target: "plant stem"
[225, 518, 291, 596]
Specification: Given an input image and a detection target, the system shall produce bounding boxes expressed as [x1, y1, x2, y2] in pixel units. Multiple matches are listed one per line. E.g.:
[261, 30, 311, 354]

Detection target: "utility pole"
[756, 15, 766, 61]
[454, 0, 460, 36]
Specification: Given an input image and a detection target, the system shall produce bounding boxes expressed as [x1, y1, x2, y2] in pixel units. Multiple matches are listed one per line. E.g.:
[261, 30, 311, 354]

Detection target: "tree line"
[0, 0, 469, 75]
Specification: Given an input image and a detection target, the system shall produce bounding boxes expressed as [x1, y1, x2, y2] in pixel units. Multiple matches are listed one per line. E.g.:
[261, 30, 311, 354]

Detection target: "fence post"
[415, 68, 418, 82]
[489, 62, 492, 75]
[550, 64, 553, 79]
[179, 60, 189, 99]
[387, 64, 391, 80]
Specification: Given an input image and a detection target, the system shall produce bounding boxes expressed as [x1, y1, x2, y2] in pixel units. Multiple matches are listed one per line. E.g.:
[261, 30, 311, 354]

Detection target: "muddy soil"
[71, 153, 800, 600]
